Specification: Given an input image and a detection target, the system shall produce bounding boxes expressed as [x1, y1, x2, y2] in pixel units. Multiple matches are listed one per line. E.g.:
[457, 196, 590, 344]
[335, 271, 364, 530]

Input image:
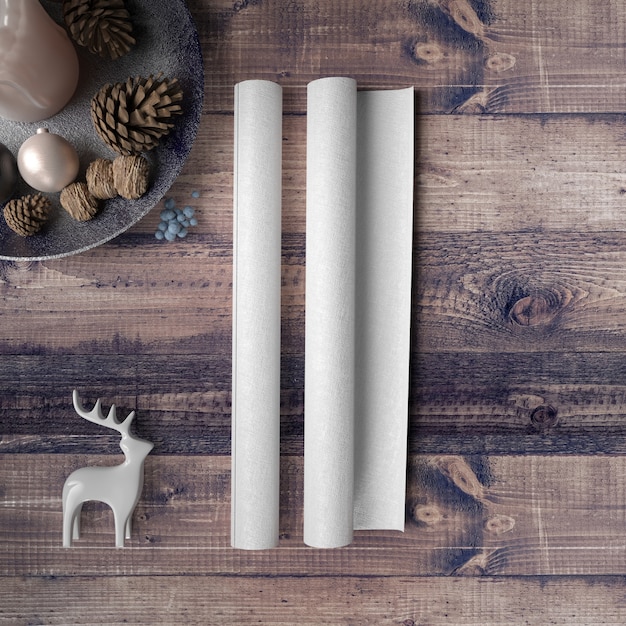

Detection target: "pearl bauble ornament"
[17, 129, 80, 193]
[0, 142, 17, 203]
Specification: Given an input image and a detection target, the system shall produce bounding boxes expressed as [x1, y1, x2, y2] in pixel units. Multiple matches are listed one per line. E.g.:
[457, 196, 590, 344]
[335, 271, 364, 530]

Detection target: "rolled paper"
[232, 80, 282, 550]
[304, 77, 358, 548]
[304, 78, 414, 548]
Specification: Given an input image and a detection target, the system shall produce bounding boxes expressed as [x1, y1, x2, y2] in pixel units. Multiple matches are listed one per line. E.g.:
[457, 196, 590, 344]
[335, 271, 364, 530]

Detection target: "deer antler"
[72, 390, 135, 434]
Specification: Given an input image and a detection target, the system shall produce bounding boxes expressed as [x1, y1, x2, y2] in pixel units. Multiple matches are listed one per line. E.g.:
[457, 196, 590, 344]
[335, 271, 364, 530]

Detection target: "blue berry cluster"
[155, 192, 199, 240]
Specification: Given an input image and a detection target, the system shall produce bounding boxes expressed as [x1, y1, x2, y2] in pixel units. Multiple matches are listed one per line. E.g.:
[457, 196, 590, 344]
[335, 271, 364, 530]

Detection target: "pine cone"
[3, 194, 51, 236]
[91, 75, 184, 155]
[62, 0, 135, 60]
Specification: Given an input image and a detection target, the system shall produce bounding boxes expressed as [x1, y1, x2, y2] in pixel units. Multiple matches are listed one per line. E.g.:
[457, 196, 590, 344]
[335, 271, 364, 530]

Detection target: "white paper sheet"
[353, 87, 414, 531]
[232, 80, 282, 550]
[304, 78, 414, 548]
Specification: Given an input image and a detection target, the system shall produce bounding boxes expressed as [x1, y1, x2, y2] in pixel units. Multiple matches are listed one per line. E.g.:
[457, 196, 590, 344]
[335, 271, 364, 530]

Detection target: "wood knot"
[431, 455, 487, 503]
[485, 52, 516, 73]
[484, 514, 515, 535]
[490, 273, 578, 329]
[436, 0, 489, 44]
[412, 504, 443, 527]
[509, 294, 558, 326]
[412, 41, 445, 65]
[233, 0, 261, 12]
[530, 405, 559, 431]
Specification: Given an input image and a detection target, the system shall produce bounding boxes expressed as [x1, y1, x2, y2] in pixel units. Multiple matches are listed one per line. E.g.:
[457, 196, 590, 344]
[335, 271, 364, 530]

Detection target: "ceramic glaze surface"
[0, 143, 17, 202]
[17, 128, 79, 192]
[0, 0, 203, 260]
[62, 391, 154, 548]
[0, 0, 79, 122]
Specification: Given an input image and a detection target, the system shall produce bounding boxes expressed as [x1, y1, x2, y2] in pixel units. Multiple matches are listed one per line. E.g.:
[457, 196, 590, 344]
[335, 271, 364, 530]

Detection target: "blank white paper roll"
[304, 78, 414, 548]
[232, 80, 282, 550]
[304, 77, 358, 548]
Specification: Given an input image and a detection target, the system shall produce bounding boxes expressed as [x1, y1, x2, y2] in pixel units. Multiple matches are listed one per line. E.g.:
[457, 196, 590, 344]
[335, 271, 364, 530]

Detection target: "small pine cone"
[112, 155, 150, 199]
[60, 182, 100, 221]
[86, 158, 117, 199]
[91, 74, 184, 155]
[62, 0, 135, 60]
[3, 194, 51, 236]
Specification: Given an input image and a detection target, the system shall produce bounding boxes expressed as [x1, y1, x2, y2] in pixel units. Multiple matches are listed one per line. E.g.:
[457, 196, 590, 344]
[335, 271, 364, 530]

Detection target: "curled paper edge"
[304, 78, 414, 548]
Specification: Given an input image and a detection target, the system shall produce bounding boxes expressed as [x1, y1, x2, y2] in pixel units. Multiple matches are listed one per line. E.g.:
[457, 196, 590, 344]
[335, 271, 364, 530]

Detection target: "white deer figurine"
[62, 390, 153, 548]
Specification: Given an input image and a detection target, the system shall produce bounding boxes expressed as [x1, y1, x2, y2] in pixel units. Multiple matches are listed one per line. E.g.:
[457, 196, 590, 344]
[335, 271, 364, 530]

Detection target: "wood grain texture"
[193, 0, 626, 114]
[3, 455, 626, 578]
[4, 0, 626, 622]
[5, 113, 626, 456]
[3, 575, 626, 625]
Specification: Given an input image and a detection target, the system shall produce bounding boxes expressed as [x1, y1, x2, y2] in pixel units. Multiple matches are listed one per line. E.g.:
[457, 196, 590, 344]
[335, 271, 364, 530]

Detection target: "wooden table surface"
[4, 0, 626, 623]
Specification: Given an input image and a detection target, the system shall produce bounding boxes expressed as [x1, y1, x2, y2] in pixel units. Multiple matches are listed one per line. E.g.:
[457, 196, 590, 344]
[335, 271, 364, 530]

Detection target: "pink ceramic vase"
[0, 0, 79, 122]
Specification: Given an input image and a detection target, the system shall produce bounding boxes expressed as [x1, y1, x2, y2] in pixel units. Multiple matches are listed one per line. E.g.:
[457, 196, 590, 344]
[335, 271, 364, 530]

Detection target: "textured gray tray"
[0, 0, 204, 260]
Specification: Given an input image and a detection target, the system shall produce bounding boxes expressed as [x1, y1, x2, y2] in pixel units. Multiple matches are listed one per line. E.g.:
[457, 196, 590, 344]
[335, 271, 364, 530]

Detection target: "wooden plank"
[417, 114, 626, 231]
[3, 574, 626, 625]
[478, 0, 626, 114]
[136, 112, 626, 238]
[414, 361, 626, 455]
[190, 0, 626, 114]
[417, 230, 626, 351]
[6, 350, 626, 455]
[3, 454, 626, 577]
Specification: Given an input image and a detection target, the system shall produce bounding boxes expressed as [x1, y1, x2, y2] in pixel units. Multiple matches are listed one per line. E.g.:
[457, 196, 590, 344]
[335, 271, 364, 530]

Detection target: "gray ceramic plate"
[0, 0, 204, 260]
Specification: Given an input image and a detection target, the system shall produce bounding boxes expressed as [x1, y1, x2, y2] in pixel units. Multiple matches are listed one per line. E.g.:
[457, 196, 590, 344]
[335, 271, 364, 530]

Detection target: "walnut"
[86, 158, 116, 200]
[112, 155, 150, 199]
[60, 182, 100, 221]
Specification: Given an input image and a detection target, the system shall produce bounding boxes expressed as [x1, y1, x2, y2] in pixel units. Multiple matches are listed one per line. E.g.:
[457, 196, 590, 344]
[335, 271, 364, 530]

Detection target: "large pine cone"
[91, 75, 184, 155]
[3, 194, 51, 236]
[63, 0, 135, 60]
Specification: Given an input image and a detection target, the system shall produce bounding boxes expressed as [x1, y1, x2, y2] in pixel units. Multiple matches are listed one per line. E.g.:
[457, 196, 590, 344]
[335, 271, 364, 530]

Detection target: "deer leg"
[72, 503, 83, 540]
[125, 514, 132, 540]
[63, 500, 82, 548]
[114, 510, 126, 548]
[62, 507, 73, 548]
